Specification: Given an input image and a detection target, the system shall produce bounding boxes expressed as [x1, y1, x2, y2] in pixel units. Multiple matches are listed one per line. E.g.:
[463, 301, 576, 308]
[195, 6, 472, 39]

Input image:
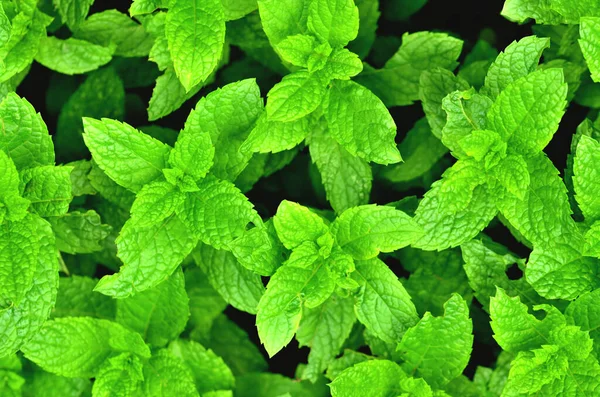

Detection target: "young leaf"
[142, 349, 200, 397]
[52, 0, 94, 30]
[352, 258, 419, 343]
[324, 80, 401, 165]
[397, 294, 473, 388]
[273, 200, 329, 250]
[20, 166, 73, 217]
[229, 220, 285, 276]
[574, 135, 600, 223]
[256, 0, 309, 45]
[241, 112, 311, 154]
[92, 353, 144, 397]
[330, 360, 406, 397]
[165, 0, 226, 91]
[331, 205, 423, 260]
[275, 34, 317, 67]
[129, 180, 185, 228]
[266, 71, 326, 122]
[82, 117, 171, 192]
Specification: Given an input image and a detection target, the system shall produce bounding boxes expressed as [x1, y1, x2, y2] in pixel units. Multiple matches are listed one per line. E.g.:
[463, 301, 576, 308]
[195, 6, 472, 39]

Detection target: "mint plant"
[2, 0, 600, 396]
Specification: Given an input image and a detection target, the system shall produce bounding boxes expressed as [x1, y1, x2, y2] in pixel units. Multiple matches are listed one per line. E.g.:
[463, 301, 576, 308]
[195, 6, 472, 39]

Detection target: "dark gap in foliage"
[505, 263, 524, 281]
[545, 103, 590, 175]
[382, 254, 411, 280]
[464, 300, 500, 379]
[484, 220, 531, 259]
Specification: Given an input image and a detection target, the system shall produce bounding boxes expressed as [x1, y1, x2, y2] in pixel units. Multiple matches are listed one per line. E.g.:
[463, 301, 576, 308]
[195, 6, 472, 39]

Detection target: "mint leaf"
[580, 18, 600, 83]
[501, 0, 565, 24]
[398, 294, 473, 388]
[34, 37, 114, 75]
[242, 112, 311, 154]
[324, 80, 401, 164]
[321, 48, 363, 80]
[486, 69, 567, 156]
[257, 0, 309, 45]
[52, 275, 116, 320]
[21, 317, 150, 378]
[94, 215, 196, 298]
[193, 243, 265, 314]
[221, 0, 258, 21]
[82, 117, 171, 192]
[488, 154, 530, 200]
[482, 35, 549, 99]
[574, 135, 600, 222]
[52, 0, 94, 30]
[297, 295, 355, 382]
[229, 220, 285, 276]
[307, 0, 359, 47]
[266, 70, 326, 122]
[275, 34, 317, 67]
[47, 210, 112, 254]
[308, 122, 372, 213]
[142, 349, 200, 397]
[0, 93, 54, 170]
[331, 205, 423, 260]
[73, 10, 154, 58]
[92, 353, 144, 397]
[179, 176, 258, 249]
[356, 31, 463, 107]
[183, 79, 262, 181]
[273, 200, 329, 250]
[551, 0, 600, 23]
[330, 360, 405, 397]
[148, 70, 203, 121]
[20, 166, 73, 217]
[129, 180, 185, 228]
[352, 258, 419, 343]
[165, 0, 226, 91]
[116, 268, 189, 347]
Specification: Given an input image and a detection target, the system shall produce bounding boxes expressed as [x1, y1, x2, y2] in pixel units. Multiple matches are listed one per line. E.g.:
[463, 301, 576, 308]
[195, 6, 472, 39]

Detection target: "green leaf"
[482, 35, 549, 99]
[488, 154, 530, 200]
[34, 36, 113, 75]
[116, 268, 189, 347]
[148, 68, 203, 121]
[193, 243, 265, 314]
[130, 0, 164, 17]
[52, 0, 94, 30]
[241, 112, 311, 154]
[489, 288, 564, 353]
[52, 275, 116, 320]
[0, 151, 29, 221]
[22, 366, 90, 397]
[324, 80, 401, 165]
[419, 68, 470, 139]
[256, 0, 309, 45]
[183, 79, 262, 181]
[55, 67, 126, 161]
[352, 258, 419, 343]
[461, 237, 538, 311]
[355, 31, 463, 107]
[321, 48, 363, 80]
[129, 180, 185, 228]
[574, 135, 600, 222]
[330, 360, 406, 397]
[398, 294, 473, 388]
[0, 216, 38, 309]
[179, 176, 258, 249]
[221, 0, 258, 20]
[266, 70, 326, 122]
[551, 0, 600, 23]
[307, 0, 359, 47]
[142, 349, 200, 397]
[94, 215, 196, 298]
[296, 295, 356, 382]
[185, 266, 227, 331]
[440, 89, 493, 157]
[229, 220, 285, 276]
[331, 205, 423, 260]
[275, 34, 317, 67]
[486, 69, 567, 156]
[165, 0, 226, 91]
[92, 353, 144, 397]
[565, 289, 600, 358]
[257, 257, 334, 357]
[21, 317, 150, 378]
[20, 165, 73, 217]
[0, 93, 54, 170]
[501, 0, 565, 24]
[169, 133, 214, 182]
[0, 216, 59, 357]
[73, 10, 154, 57]
[82, 117, 172, 192]
[48, 210, 112, 254]
[88, 161, 135, 210]
[413, 166, 497, 251]
[169, 339, 235, 394]
[273, 200, 329, 250]
[308, 122, 372, 213]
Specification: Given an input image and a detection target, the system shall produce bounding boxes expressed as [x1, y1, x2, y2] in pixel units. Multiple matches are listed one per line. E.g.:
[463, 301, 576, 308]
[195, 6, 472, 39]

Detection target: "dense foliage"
[2, 0, 600, 395]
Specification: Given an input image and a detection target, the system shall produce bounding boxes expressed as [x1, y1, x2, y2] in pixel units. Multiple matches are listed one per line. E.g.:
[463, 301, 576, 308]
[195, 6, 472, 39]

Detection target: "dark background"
[17, 0, 591, 381]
